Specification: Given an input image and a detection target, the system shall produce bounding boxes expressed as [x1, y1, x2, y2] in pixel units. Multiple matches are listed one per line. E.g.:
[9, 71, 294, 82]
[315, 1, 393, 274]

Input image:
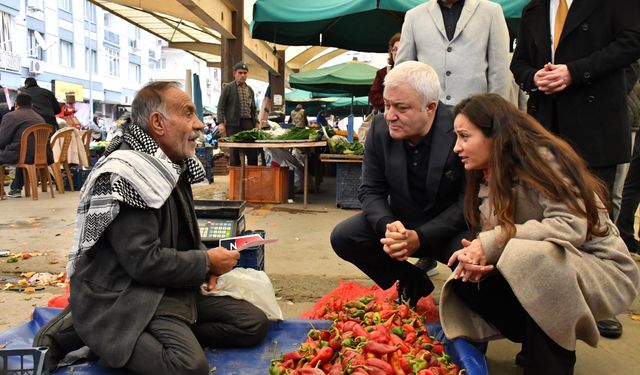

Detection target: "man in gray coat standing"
[217, 61, 259, 166]
[395, 0, 513, 106]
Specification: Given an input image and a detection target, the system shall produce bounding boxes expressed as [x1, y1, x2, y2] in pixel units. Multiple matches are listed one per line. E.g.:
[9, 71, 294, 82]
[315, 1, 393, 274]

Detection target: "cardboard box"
[229, 166, 289, 203]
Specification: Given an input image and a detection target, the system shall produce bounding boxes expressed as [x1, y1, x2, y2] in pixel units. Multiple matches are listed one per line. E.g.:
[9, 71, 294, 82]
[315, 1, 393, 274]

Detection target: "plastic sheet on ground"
[0, 307, 488, 374]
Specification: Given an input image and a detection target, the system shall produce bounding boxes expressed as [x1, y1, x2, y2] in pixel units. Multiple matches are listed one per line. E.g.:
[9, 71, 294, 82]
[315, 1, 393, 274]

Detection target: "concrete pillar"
[269, 51, 285, 110]
[221, 0, 243, 85]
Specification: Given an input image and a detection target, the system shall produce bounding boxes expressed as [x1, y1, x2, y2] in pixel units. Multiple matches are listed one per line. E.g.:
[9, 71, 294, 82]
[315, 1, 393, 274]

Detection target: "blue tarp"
[0, 307, 488, 374]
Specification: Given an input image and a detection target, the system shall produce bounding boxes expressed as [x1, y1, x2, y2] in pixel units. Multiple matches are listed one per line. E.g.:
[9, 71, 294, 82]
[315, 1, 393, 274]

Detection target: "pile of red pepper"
[270, 296, 462, 375]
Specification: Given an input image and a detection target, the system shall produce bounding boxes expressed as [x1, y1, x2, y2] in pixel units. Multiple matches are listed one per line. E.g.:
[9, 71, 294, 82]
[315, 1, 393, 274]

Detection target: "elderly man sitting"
[34, 81, 268, 374]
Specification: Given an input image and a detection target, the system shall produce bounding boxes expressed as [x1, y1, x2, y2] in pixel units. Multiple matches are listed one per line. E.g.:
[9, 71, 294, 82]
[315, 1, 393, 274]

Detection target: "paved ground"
[1, 174, 639, 374]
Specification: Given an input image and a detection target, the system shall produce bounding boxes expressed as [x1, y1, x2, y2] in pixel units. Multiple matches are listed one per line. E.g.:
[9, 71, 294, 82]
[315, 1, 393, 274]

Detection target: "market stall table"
[219, 140, 327, 209]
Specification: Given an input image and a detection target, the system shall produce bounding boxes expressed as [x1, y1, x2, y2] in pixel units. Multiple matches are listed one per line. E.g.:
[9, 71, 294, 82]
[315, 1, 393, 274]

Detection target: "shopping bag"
[200, 268, 284, 320]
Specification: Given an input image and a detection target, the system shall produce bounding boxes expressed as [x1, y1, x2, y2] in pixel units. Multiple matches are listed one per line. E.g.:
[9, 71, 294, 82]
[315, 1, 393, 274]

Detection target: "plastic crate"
[61, 166, 91, 192]
[195, 147, 214, 183]
[213, 154, 229, 176]
[229, 166, 289, 203]
[236, 229, 265, 271]
[0, 347, 49, 375]
[335, 163, 362, 209]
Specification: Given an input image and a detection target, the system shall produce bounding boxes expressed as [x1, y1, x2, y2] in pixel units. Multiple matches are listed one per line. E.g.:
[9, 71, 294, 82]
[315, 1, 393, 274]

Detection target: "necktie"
[554, 0, 568, 52]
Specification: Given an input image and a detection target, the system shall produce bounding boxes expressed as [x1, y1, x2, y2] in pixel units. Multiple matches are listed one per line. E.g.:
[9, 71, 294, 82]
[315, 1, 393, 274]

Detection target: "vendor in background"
[368, 33, 401, 113]
[57, 92, 81, 129]
[316, 108, 328, 127]
[441, 93, 640, 373]
[217, 61, 259, 166]
[290, 104, 308, 128]
[258, 85, 272, 129]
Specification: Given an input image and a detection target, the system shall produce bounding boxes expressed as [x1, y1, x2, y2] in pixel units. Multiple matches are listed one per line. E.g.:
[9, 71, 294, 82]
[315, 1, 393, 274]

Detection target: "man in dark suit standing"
[331, 61, 467, 306]
[216, 61, 259, 166]
[19, 77, 61, 132]
[510, 0, 640, 340]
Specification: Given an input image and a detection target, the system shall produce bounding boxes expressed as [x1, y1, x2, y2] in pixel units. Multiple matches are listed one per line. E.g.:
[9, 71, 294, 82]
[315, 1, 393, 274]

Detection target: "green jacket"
[217, 81, 257, 129]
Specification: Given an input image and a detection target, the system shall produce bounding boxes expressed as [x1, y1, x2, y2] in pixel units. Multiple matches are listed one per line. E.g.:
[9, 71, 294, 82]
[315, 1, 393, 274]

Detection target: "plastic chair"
[50, 127, 75, 192]
[81, 130, 92, 166]
[16, 124, 55, 200]
[0, 166, 5, 199]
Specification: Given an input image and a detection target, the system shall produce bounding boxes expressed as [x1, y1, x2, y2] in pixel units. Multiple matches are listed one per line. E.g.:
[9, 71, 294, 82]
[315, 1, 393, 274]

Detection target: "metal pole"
[89, 51, 93, 119]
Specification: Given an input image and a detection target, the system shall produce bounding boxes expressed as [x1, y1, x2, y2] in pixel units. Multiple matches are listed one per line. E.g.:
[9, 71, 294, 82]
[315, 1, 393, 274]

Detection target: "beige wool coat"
[440, 151, 640, 350]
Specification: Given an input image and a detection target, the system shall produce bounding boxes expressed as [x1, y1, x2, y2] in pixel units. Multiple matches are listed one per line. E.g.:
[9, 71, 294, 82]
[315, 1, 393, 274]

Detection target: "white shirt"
[549, 0, 574, 60]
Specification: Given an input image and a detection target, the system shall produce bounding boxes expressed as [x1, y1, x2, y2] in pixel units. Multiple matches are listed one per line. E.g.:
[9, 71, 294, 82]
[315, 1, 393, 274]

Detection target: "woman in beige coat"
[441, 93, 640, 374]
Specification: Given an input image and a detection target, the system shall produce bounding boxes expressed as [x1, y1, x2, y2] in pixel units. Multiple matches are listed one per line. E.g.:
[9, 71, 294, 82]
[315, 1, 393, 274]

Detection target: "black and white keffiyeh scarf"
[67, 123, 205, 276]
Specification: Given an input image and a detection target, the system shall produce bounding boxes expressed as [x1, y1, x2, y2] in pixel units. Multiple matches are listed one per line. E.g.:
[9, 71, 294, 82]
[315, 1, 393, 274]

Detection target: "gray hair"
[131, 81, 182, 130]
[384, 61, 440, 107]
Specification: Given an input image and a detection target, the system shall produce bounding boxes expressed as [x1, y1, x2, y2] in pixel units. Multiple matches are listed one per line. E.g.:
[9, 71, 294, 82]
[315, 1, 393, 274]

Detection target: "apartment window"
[59, 40, 73, 68]
[104, 13, 114, 29]
[160, 58, 167, 69]
[84, 1, 96, 23]
[27, 30, 44, 60]
[106, 47, 120, 77]
[85, 48, 97, 73]
[129, 62, 141, 83]
[128, 25, 140, 49]
[1, 12, 15, 53]
[58, 0, 72, 12]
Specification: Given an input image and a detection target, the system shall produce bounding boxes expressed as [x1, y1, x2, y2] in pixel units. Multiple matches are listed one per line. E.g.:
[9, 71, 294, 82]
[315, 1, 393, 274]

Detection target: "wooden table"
[219, 140, 327, 209]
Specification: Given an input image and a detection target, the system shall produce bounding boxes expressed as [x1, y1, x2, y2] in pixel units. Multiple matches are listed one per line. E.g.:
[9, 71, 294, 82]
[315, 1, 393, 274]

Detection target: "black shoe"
[395, 274, 435, 308]
[33, 306, 84, 371]
[415, 258, 439, 277]
[8, 189, 22, 198]
[597, 317, 623, 338]
[515, 350, 526, 367]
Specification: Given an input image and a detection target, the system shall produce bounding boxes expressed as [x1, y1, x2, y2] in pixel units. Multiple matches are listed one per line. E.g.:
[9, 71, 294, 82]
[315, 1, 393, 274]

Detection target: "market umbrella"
[251, 0, 528, 53]
[290, 61, 377, 141]
[289, 61, 378, 97]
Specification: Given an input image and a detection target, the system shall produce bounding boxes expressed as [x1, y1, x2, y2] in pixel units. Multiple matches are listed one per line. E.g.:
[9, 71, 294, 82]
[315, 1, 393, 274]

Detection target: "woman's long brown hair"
[453, 93, 609, 242]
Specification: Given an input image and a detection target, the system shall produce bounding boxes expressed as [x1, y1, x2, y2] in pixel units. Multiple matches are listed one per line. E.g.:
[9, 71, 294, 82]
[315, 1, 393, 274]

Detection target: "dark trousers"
[617, 131, 640, 252]
[451, 273, 576, 375]
[591, 165, 618, 219]
[228, 119, 259, 167]
[123, 295, 268, 375]
[10, 169, 24, 191]
[330, 212, 465, 290]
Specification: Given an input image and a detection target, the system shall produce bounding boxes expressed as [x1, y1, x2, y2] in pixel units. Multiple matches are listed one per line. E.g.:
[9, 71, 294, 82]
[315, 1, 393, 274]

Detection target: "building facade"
[0, 0, 221, 123]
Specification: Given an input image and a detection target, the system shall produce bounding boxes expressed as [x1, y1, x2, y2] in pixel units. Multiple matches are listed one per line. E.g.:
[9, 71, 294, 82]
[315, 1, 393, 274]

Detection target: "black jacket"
[0, 108, 51, 164]
[70, 154, 208, 367]
[359, 105, 467, 254]
[510, 0, 640, 167]
[19, 85, 61, 118]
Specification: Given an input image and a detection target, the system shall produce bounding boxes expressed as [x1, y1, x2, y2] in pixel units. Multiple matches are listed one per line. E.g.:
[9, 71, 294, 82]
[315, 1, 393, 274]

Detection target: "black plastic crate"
[195, 147, 214, 183]
[0, 347, 49, 375]
[335, 163, 362, 209]
[61, 166, 92, 192]
[236, 229, 265, 271]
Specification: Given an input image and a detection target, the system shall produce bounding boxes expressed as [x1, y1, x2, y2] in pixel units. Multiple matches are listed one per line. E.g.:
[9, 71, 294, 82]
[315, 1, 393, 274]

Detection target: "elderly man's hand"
[206, 246, 239, 276]
[380, 220, 420, 261]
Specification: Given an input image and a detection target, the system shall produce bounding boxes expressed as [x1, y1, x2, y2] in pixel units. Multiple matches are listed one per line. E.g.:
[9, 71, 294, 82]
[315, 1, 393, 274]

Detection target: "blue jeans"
[10, 169, 23, 191]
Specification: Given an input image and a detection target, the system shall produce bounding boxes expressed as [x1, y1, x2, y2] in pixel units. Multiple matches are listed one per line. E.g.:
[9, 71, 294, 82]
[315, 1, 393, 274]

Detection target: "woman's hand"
[448, 239, 494, 282]
[380, 221, 420, 261]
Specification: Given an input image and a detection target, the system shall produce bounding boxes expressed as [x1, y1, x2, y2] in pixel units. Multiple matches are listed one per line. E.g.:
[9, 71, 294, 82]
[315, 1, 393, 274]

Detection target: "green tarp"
[251, 0, 528, 52]
[289, 61, 378, 97]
